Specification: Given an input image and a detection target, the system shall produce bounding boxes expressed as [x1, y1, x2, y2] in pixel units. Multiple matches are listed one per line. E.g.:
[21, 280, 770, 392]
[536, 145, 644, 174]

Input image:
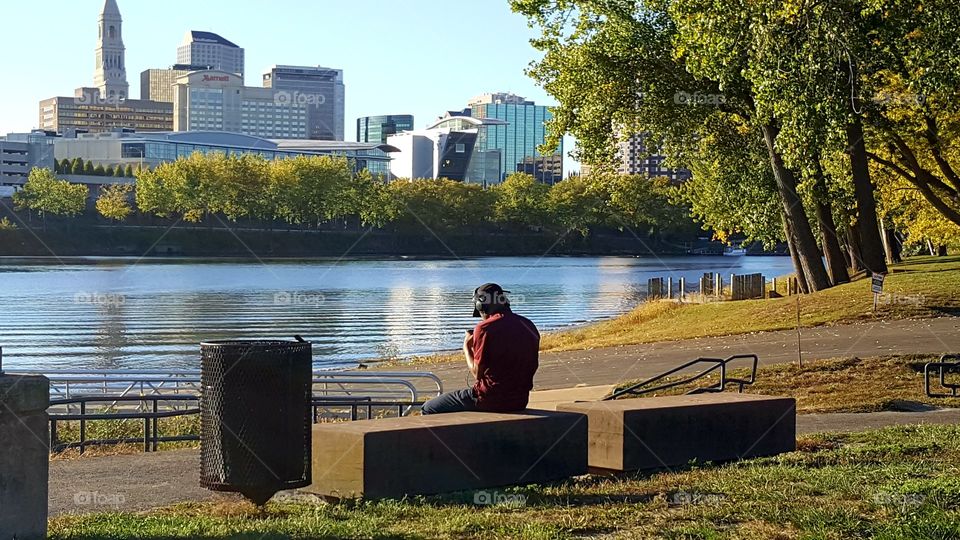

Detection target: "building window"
[455, 144, 465, 153]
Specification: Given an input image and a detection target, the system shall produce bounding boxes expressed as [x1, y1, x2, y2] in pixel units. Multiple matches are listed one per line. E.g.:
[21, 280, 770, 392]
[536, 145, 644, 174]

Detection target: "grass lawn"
[539, 256, 960, 353]
[613, 354, 960, 414]
[391, 256, 960, 367]
[49, 424, 960, 539]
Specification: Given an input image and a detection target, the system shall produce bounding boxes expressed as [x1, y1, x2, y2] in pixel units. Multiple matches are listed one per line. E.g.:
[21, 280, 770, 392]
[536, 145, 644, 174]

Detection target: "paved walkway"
[410, 317, 960, 392]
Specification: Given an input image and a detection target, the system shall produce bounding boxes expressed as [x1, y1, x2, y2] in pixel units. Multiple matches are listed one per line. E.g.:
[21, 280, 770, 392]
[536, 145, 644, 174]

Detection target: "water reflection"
[0, 256, 795, 371]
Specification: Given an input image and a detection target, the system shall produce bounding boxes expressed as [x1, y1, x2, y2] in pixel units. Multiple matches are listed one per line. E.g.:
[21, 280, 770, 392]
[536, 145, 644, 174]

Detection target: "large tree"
[13, 168, 89, 220]
[513, 0, 835, 290]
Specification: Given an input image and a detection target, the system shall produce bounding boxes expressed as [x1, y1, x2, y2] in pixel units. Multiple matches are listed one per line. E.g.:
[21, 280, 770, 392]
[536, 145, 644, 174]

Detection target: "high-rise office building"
[617, 133, 691, 183]
[464, 92, 562, 184]
[263, 65, 345, 141]
[177, 31, 245, 79]
[172, 70, 308, 139]
[39, 92, 173, 134]
[139, 64, 213, 103]
[93, 0, 129, 100]
[357, 115, 414, 144]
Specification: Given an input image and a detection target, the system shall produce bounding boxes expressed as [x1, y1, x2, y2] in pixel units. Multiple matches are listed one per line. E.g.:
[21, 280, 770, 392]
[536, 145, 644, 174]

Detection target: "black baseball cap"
[473, 283, 511, 317]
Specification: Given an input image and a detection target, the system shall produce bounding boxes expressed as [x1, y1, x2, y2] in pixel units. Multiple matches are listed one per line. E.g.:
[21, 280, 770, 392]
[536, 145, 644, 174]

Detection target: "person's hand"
[463, 331, 474, 348]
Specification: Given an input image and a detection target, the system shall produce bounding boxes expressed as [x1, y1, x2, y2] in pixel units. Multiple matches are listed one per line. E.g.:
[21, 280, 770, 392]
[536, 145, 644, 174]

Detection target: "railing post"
[79, 401, 86, 456]
[50, 419, 58, 452]
[153, 399, 159, 451]
[143, 417, 150, 452]
[678, 277, 685, 302]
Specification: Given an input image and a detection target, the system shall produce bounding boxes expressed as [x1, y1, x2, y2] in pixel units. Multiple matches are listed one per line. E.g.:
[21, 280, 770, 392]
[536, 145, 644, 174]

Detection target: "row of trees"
[12, 153, 693, 238]
[54, 158, 137, 178]
[513, 0, 960, 291]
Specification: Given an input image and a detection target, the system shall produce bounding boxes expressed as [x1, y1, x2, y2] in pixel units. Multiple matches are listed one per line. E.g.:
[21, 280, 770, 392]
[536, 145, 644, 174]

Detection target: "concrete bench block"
[556, 393, 795, 472]
[0, 374, 50, 540]
[306, 410, 588, 499]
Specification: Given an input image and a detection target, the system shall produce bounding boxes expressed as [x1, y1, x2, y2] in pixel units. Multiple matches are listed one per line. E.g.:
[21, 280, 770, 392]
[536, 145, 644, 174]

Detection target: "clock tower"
[93, 0, 128, 100]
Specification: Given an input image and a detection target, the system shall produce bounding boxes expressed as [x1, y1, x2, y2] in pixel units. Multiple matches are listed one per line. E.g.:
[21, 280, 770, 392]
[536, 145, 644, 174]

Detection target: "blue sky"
[1, 0, 578, 172]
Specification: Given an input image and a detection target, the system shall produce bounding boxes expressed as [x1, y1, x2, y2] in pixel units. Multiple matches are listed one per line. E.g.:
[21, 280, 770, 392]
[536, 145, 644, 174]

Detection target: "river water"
[0, 255, 793, 371]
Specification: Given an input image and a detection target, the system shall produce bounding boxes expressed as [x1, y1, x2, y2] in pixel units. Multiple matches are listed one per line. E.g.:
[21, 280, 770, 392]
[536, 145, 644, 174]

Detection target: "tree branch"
[922, 114, 960, 193]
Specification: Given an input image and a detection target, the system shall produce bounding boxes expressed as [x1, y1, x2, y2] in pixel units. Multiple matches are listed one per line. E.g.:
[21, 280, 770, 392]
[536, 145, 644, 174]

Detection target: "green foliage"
[95, 183, 134, 222]
[54, 158, 71, 174]
[82, 161, 94, 175]
[13, 168, 88, 217]
[0, 217, 17, 231]
[547, 174, 609, 234]
[70, 158, 83, 175]
[270, 154, 355, 225]
[491, 173, 552, 228]
[93, 163, 105, 176]
[36, 151, 697, 236]
[385, 178, 495, 231]
[123, 164, 134, 177]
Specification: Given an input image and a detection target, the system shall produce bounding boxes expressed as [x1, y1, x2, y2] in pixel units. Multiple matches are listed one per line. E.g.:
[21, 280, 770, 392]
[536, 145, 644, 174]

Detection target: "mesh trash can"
[199, 340, 312, 505]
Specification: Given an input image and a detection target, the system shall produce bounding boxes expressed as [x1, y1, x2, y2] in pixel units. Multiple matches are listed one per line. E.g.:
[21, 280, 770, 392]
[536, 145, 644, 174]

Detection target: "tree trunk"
[880, 220, 901, 263]
[938, 245, 948, 256]
[813, 160, 850, 285]
[782, 214, 809, 294]
[846, 112, 888, 275]
[838, 227, 853, 268]
[761, 122, 832, 291]
[846, 221, 863, 273]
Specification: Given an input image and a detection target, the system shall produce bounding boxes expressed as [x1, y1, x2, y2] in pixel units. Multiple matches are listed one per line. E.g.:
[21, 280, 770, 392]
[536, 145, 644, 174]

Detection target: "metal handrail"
[605, 354, 759, 400]
[47, 393, 427, 454]
[9, 369, 443, 405]
[924, 354, 960, 398]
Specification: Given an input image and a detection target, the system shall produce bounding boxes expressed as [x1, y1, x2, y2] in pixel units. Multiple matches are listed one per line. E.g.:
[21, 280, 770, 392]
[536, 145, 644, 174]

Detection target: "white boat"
[723, 246, 747, 256]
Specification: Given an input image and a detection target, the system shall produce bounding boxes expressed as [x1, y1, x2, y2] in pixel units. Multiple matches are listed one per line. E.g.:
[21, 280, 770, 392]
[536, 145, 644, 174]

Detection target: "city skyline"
[3, 0, 578, 172]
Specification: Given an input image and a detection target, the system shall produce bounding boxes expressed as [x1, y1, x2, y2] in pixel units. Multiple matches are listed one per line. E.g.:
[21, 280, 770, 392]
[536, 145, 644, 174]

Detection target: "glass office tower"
[357, 115, 414, 144]
[467, 93, 562, 184]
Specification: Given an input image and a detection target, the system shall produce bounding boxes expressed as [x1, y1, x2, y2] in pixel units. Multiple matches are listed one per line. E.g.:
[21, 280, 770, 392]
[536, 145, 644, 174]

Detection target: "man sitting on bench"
[421, 283, 540, 414]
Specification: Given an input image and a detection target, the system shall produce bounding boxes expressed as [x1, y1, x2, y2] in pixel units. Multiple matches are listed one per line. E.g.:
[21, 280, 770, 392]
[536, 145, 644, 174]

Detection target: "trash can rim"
[200, 339, 312, 347]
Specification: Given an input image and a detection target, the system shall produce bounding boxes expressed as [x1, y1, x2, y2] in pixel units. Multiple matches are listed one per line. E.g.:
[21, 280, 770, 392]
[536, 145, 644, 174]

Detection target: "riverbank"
[0, 223, 710, 257]
[391, 255, 960, 368]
